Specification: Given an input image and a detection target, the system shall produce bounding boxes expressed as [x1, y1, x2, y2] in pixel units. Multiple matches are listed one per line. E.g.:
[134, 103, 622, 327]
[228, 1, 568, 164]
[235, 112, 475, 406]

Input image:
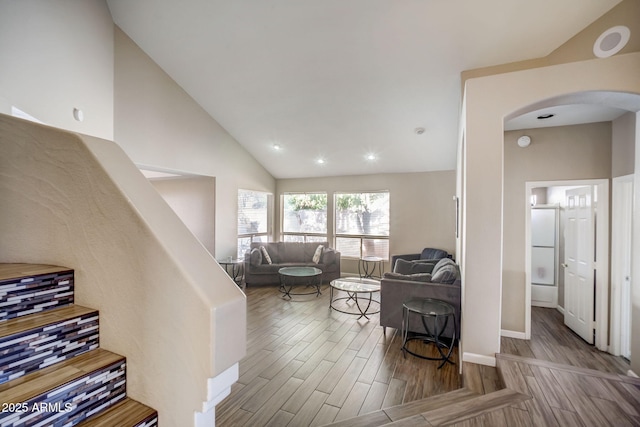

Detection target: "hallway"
[501, 306, 630, 375]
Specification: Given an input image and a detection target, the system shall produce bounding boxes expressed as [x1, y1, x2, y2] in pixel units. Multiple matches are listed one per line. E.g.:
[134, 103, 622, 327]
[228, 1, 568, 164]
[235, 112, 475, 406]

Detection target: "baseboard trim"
[195, 363, 239, 426]
[501, 329, 526, 339]
[556, 305, 565, 315]
[628, 369, 639, 378]
[462, 352, 496, 367]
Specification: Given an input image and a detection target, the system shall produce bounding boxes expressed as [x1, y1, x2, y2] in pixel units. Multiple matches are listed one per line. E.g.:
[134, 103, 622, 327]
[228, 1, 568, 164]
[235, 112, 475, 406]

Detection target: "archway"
[459, 52, 640, 369]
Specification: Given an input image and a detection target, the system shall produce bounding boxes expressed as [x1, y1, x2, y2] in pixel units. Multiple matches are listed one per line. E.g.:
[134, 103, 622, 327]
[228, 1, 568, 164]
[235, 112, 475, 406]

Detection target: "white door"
[612, 176, 633, 358]
[564, 186, 595, 344]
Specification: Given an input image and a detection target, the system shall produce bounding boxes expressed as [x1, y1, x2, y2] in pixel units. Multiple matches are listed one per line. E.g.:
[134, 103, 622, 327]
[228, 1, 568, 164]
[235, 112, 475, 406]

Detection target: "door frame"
[610, 174, 634, 357]
[524, 179, 609, 351]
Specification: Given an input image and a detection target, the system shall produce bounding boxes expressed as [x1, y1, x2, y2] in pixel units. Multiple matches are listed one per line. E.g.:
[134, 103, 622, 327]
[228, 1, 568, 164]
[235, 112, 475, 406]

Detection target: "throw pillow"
[393, 258, 414, 275]
[312, 245, 324, 264]
[383, 272, 433, 282]
[249, 248, 262, 266]
[322, 248, 336, 265]
[394, 258, 434, 275]
[260, 246, 272, 264]
[431, 264, 457, 284]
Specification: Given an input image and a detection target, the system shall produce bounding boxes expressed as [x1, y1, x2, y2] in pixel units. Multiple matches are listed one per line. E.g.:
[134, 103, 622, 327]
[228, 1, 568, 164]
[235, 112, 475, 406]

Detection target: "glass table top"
[403, 298, 454, 316]
[330, 277, 381, 293]
[278, 266, 323, 277]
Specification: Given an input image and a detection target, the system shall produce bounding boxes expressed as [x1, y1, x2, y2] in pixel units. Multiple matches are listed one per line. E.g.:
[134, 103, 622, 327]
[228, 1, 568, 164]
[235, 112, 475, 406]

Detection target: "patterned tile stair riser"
[0, 360, 126, 427]
[0, 271, 74, 322]
[0, 312, 99, 385]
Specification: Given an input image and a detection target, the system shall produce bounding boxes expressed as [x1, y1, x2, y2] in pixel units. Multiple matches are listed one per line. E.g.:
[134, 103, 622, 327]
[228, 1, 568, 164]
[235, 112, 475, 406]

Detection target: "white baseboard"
[462, 352, 496, 367]
[628, 369, 639, 378]
[501, 329, 526, 339]
[195, 363, 239, 427]
[556, 305, 565, 314]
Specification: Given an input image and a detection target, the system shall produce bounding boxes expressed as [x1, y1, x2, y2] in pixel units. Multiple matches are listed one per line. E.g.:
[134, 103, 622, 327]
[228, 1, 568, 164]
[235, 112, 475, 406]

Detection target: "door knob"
[561, 263, 568, 268]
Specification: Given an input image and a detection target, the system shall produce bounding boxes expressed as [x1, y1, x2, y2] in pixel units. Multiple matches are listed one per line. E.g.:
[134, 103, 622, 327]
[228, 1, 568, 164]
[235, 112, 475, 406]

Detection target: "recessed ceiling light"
[366, 153, 376, 161]
[316, 158, 325, 165]
[594, 25, 630, 58]
[272, 144, 282, 150]
[414, 127, 425, 135]
[537, 113, 555, 120]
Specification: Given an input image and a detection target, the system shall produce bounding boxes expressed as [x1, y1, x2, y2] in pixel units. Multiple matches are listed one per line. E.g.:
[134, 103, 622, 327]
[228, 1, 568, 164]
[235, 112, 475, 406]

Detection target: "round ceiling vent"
[593, 25, 630, 58]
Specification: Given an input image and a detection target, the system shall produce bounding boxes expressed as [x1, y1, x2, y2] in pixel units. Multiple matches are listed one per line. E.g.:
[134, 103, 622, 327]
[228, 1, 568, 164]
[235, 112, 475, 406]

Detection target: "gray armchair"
[380, 258, 460, 340]
[390, 248, 449, 272]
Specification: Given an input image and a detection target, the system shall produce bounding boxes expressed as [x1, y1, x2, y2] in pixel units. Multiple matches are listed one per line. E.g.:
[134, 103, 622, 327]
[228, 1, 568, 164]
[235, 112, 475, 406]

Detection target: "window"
[237, 189, 271, 258]
[282, 193, 327, 243]
[334, 191, 390, 259]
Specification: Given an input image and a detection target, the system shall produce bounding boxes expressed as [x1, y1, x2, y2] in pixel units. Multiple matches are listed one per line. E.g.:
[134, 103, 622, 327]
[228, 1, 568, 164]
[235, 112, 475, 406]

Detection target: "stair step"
[418, 388, 530, 426]
[0, 263, 74, 322]
[383, 388, 480, 422]
[77, 398, 158, 427]
[0, 348, 127, 426]
[0, 305, 99, 385]
[322, 388, 481, 427]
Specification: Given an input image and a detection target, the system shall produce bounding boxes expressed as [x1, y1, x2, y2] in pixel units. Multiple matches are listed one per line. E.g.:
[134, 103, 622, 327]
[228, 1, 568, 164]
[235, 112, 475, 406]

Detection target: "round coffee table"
[278, 266, 323, 299]
[329, 277, 380, 320]
[401, 297, 456, 368]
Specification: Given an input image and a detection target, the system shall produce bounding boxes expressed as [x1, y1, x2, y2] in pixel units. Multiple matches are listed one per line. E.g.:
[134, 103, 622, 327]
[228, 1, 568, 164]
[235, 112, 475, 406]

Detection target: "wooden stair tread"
[0, 304, 97, 339]
[0, 263, 72, 282]
[77, 398, 157, 427]
[0, 348, 123, 404]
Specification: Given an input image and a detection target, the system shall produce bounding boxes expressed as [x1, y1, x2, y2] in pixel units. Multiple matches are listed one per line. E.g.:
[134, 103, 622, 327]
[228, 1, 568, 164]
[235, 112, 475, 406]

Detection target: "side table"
[401, 297, 456, 368]
[358, 256, 384, 279]
[217, 258, 244, 287]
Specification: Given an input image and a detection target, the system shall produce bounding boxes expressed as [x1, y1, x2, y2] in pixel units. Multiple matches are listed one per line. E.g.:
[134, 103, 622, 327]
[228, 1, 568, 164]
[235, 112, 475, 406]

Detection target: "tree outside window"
[282, 193, 327, 242]
[335, 192, 389, 259]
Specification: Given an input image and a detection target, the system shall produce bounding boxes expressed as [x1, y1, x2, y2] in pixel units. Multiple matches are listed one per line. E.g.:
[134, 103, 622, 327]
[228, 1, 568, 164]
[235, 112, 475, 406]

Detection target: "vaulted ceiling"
[107, 0, 622, 178]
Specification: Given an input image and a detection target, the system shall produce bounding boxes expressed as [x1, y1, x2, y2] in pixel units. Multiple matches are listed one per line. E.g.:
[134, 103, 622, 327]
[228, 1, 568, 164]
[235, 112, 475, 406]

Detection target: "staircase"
[0, 263, 158, 426]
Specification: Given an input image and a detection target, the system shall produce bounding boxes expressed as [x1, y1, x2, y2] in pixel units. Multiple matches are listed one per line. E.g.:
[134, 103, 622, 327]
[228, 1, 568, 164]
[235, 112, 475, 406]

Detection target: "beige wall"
[462, 52, 640, 364]
[0, 0, 114, 140]
[612, 112, 637, 177]
[150, 176, 216, 255]
[276, 171, 456, 274]
[114, 27, 276, 259]
[502, 123, 612, 332]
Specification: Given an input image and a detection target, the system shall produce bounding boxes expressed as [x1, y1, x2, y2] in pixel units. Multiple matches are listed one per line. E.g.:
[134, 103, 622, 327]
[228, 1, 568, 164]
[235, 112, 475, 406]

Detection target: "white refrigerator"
[531, 207, 558, 307]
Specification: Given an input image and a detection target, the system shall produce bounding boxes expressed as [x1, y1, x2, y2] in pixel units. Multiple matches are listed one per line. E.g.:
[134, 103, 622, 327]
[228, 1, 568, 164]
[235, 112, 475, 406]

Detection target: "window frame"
[280, 192, 328, 243]
[333, 190, 390, 260]
[237, 189, 273, 258]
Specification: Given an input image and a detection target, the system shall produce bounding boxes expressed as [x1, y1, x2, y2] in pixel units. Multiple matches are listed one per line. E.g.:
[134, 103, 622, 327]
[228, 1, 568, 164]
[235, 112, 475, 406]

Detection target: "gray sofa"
[243, 241, 341, 286]
[380, 258, 460, 340]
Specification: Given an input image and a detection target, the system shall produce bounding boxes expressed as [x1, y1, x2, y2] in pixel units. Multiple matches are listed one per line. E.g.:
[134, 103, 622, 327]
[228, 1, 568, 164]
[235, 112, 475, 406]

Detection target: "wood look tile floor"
[501, 306, 630, 375]
[216, 284, 462, 427]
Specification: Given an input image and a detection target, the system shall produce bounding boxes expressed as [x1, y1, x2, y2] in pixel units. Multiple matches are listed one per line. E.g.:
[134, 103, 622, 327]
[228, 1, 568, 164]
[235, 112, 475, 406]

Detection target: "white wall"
[150, 176, 216, 255]
[114, 27, 275, 258]
[0, 1, 114, 140]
